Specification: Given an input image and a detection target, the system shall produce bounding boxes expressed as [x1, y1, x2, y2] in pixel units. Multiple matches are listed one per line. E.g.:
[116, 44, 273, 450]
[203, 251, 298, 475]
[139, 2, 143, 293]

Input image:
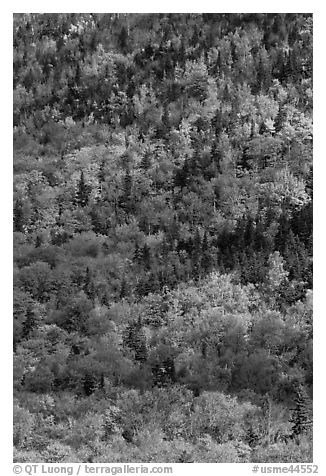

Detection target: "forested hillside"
[13, 13, 313, 463]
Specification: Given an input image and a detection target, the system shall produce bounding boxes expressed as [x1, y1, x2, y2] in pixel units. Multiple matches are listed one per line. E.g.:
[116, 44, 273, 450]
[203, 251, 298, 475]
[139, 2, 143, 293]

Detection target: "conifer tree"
[35, 234, 42, 248]
[174, 160, 190, 189]
[133, 243, 143, 265]
[118, 25, 128, 53]
[83, 373, 97, 396]
[22, 307, 36, 339]
[76, 171, 91, 207]
[201, 231, 211, 274]
[142, 244, 151, 270]
[160, 104, 171, 136]
[120, 168, 133, 212]
[98, 159, 106, 183]
[123, 319, 148, 363]
[274, 107, 286, 133]
[84, 267, 95, 300]
[192, 228, 202, 279]
[99, 373, 105, 390]
[211, 140, 222, 173]
[14, 199, 25, 232]
[119, 277, 128, 299]
[290, 385, 313, 437]
[140, 150, 151, 170]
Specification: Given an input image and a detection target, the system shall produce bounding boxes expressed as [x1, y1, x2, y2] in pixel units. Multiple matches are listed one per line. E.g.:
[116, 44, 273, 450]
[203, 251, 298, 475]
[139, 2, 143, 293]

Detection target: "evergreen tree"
[120, 168, 133, 212]
[35, 234, 42, 248]
[83, 373, 97, 396]
[98, 159, 106, 183]
[210, 140, 222, 173]
[244, 217, 255, 248]
[274, 106, 286, 133]
[174, 161, 189, 189]
[160, 104, 171, 136]
[250, 121, 256, 139]
[142, 244, 151, 270]
[201, 231, 211, 274]
[259, 121, 269, 135]
[290, 385, 313, 437]
[22, 307, 37, 339]
[123, 319, 148, 363]
[119, 277, 128, 299]
[84, 267, 95, 300]
[13, 199, 25, 232]
[99, 373, 105, 390]
[140, 150, 151, 170]
[118, 25, 128, 53]
[133, 243, 143, 265]
[275, 211, 291, 253]
[76, 171, 91, 207]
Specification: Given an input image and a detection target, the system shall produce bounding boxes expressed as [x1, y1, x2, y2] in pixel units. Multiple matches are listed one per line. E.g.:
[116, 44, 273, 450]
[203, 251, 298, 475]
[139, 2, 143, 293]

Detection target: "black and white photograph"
[12, 12, 313, 464]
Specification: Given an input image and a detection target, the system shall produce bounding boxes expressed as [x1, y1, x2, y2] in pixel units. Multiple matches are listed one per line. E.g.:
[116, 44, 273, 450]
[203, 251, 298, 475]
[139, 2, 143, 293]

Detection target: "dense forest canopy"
[13, 13, 313, 463]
